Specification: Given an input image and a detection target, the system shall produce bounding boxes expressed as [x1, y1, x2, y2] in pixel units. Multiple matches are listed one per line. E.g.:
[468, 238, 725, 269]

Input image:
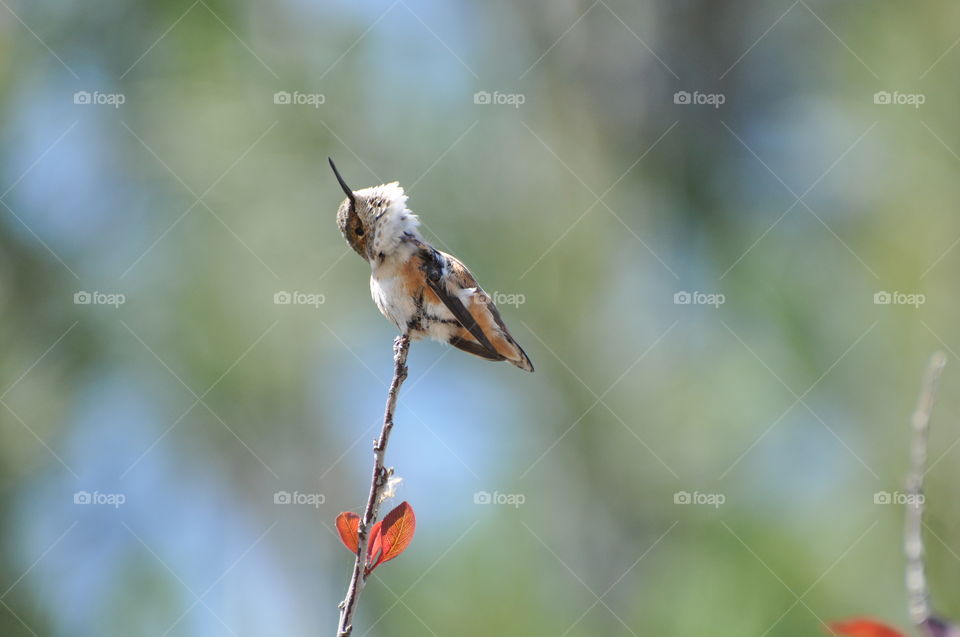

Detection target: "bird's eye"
[355, 227, 364, 236]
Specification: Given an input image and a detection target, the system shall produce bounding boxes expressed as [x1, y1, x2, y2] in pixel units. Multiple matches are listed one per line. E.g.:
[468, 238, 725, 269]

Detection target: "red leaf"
[366, 521, 384, 574]
[368, 502, 416, 571]
[827, 618, 907, 637]
[335, 512, 360, 553]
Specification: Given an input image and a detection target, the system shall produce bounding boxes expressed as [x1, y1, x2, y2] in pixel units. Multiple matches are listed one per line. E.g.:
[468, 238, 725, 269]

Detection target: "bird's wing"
[424, 247, 533, 371]
[416, 244, 499, 356]
[474, 284, 534, 370]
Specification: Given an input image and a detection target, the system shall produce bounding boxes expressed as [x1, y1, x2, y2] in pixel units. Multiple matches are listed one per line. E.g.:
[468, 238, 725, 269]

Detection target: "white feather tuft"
[355, 182, 421, 258]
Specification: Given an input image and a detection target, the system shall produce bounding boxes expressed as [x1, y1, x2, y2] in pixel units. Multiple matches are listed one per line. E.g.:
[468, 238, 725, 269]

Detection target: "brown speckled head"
[330, 158, 419, 262]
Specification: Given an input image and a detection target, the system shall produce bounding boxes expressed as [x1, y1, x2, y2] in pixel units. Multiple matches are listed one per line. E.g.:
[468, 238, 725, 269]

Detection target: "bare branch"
[337, 334, 411, 636]
[904, 352, 948, 637]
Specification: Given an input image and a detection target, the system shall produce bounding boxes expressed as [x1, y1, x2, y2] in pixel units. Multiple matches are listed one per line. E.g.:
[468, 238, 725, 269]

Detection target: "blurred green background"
[2, 1, 959, 635]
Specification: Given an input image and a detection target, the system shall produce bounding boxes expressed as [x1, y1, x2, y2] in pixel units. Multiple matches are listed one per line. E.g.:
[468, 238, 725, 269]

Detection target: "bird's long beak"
[328, 158, 355, 204]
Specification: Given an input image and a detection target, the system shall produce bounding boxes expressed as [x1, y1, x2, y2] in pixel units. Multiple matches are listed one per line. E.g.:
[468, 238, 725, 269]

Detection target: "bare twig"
[904, 352, 951, 637]
[337, 334, 411, 636]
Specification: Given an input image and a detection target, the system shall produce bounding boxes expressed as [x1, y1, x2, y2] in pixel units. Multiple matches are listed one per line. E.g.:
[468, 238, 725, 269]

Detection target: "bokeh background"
[2, 1, 960, 635]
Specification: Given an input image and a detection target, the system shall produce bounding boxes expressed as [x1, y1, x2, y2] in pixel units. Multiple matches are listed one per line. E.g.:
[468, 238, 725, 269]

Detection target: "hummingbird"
[329, 158, 534, 372]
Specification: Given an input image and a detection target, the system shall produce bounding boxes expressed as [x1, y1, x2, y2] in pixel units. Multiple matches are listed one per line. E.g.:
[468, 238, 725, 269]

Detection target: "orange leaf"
[369, 501, 416, 570]
[366, 521, 384, 574]
[335, 512, 360, 553]
[827, 618, 907, 637]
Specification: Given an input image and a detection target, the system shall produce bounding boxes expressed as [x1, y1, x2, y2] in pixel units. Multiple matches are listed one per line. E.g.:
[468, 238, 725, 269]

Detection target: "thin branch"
[904, 352, 948, 637]
[337, 334, 411, 637]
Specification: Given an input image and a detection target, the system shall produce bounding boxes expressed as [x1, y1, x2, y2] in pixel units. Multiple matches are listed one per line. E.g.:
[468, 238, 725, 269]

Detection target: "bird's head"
[330, 158, 419, 261]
